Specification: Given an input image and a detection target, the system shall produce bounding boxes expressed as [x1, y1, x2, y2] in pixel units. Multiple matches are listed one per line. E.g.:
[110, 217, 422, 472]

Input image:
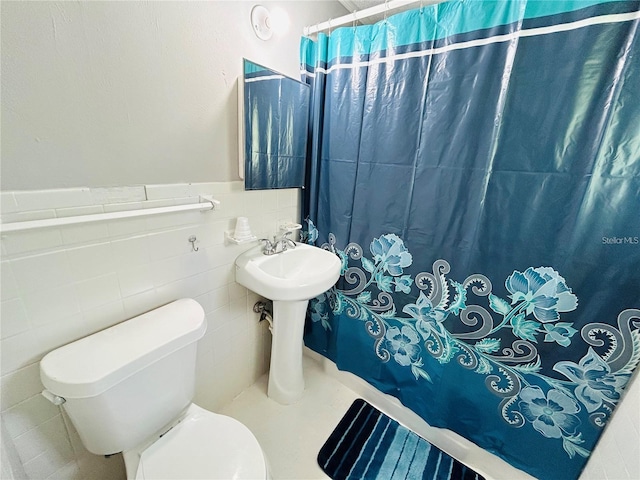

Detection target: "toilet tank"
[40, 298, 207, 455]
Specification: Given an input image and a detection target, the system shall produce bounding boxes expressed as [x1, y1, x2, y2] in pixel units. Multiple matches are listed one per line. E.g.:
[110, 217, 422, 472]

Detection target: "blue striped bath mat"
[318, 399, 485, 480]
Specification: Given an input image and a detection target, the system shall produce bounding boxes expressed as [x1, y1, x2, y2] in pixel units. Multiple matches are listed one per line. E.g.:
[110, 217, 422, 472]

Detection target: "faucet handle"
[259, 238, 276, 255]
[281, 230, 297, 249]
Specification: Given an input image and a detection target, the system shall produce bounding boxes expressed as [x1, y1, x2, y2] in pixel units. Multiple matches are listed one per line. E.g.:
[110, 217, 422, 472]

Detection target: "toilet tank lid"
[40, 298, 206, 399]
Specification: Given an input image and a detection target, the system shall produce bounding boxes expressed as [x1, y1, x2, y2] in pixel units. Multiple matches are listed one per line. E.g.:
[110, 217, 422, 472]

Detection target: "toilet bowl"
[124, 404, 269, 480]
[40, 299, 269, 480]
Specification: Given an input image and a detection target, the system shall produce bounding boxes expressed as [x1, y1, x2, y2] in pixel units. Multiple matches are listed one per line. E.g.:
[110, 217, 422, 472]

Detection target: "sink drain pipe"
[253, 300, 274, 332]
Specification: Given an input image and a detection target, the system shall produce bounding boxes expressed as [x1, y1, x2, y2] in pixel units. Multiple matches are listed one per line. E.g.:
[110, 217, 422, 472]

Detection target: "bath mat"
[318, 399, 485, 480]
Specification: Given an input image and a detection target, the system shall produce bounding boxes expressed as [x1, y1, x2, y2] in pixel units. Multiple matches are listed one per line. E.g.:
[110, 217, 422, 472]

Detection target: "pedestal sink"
[235, 243, 341, 404]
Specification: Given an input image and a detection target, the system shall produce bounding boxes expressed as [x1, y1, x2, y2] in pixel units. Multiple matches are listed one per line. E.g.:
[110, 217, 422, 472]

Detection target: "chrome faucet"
[259, 231, 297, 255]
[259, 237, 277, 255]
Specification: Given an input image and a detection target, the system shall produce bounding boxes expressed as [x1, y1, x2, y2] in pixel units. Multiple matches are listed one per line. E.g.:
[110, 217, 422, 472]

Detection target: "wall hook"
[188, 235, 199, 252]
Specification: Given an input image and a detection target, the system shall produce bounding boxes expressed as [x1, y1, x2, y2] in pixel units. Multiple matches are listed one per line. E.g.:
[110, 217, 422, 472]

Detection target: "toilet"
[39, 298, 269, 479]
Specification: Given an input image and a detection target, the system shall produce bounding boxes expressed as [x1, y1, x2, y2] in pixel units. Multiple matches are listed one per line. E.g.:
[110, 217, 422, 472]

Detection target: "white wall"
[0, 1, 347, 479]
[0, 0, 348, 190]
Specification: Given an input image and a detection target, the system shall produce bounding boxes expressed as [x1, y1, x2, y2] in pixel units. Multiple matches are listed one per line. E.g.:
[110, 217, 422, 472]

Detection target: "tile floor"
[220, 355, 358, 480]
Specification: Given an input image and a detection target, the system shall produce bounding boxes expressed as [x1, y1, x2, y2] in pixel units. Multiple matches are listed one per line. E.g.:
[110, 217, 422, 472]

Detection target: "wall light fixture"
[251, 5, 289, 40]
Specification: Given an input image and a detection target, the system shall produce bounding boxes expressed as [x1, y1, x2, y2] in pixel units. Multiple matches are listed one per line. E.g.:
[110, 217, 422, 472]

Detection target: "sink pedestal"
[267, 300, 308, 404]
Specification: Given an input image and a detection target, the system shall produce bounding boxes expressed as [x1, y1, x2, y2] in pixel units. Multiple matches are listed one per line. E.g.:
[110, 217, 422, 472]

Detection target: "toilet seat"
[134, 404, 268, 480]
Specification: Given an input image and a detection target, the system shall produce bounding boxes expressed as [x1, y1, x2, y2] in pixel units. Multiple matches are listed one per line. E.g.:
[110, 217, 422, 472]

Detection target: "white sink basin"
[235, 242, 341, 301]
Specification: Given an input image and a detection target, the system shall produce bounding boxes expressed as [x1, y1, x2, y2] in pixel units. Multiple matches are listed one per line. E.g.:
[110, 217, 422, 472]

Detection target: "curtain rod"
[0, 195, 220, 233]
[304, 0, 440, 36]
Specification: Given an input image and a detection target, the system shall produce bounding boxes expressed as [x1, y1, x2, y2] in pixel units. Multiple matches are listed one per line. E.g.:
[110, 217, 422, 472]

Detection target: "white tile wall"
[12, 188, 94, 212]
[0, 182, 300, 480]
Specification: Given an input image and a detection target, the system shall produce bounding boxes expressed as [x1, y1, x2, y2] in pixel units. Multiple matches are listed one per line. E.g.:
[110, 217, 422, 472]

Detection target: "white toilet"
[40, 298, 269, 479]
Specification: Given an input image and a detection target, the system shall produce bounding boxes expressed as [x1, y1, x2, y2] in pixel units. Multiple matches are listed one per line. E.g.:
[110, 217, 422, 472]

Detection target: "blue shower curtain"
[300, 2, 640, 479]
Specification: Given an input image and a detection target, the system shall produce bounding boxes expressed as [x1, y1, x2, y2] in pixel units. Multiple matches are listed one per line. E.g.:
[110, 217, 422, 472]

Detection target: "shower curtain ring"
[352, 10, 357, 30]
[328, 18, 333, 35]
[384, 0, 389, 22]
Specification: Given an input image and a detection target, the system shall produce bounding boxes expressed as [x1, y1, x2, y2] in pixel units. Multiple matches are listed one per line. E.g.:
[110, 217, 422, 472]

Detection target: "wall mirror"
[238, 58, 310, 190]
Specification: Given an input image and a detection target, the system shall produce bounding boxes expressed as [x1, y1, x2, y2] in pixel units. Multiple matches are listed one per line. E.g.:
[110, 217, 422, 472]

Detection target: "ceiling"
[337, 0, 430, 25]
[338, 0, 385, 12]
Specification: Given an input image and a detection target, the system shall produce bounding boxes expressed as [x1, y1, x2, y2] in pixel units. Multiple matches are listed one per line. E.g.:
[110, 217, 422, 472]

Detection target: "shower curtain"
[300, 1, 640, 479]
